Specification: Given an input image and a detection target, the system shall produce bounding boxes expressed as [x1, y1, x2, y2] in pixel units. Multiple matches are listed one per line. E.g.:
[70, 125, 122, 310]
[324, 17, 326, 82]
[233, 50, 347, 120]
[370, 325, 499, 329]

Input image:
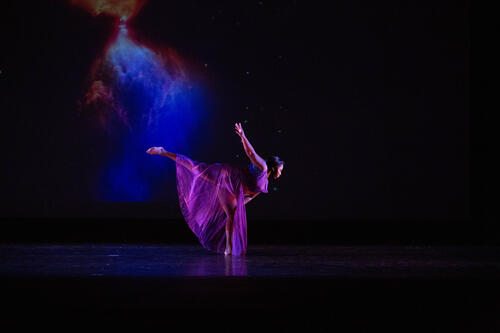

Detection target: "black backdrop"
[0, 0, 480, 243]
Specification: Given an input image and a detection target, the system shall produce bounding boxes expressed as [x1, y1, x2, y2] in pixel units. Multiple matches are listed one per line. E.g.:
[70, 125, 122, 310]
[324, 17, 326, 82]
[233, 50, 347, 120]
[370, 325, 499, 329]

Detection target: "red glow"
[69, 0, 147, 20]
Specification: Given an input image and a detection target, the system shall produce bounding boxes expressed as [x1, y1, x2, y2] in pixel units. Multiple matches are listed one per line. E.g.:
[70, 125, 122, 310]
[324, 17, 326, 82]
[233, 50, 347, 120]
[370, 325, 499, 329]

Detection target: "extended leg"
[164, 150, 218, 185]
[146, 147, 196, 172]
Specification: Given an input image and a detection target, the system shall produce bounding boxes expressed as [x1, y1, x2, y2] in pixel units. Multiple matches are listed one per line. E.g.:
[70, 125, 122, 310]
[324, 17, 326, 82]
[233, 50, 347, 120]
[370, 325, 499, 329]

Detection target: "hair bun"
[267, 155, 284, 167]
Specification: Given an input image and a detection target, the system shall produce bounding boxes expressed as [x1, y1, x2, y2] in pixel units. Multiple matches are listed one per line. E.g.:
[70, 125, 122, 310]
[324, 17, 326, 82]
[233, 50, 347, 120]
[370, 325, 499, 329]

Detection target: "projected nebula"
[72, 0, 207, 202]
[69, 0, 146, 20]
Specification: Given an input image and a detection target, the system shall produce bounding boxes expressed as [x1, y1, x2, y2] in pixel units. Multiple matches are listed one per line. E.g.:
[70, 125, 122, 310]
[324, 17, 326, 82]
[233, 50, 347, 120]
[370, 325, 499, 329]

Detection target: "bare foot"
[224, 247, 232, 256]
[146, 147, 166, 155]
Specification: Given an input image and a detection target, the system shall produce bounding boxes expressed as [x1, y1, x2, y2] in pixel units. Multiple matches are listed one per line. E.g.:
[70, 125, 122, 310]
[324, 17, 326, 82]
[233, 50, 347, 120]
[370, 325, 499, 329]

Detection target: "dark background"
[0, 1, 483, 243]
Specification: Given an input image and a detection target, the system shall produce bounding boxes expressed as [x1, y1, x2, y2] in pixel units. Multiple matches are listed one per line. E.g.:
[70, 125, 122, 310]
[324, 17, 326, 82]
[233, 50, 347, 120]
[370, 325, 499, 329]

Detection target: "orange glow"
[69, 0, 147, 20]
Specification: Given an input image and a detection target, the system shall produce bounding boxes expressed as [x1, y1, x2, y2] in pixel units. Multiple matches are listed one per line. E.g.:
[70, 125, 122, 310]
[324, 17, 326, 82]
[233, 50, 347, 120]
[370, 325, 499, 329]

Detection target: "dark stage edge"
[1, 245, 499, 331]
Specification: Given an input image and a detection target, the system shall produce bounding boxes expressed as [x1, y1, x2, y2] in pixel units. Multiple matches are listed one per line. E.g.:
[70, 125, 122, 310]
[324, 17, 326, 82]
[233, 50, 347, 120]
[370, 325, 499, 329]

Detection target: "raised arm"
[235, 122, 267, 171]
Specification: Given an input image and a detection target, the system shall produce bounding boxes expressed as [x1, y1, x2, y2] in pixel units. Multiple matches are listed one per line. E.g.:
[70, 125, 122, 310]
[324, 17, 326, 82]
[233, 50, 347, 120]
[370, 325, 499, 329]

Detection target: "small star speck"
[245, 71, 250, 75]
[236, 154, 240, 158]
[245, 106, 249, 110]
[204, 63, 208, 67]
[273, 187, 278, 191]
[244, 120, 248, 124]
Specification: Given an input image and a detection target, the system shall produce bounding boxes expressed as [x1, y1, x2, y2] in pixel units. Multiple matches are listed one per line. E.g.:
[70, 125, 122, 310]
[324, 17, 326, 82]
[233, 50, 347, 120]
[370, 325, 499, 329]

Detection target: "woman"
[146, 122, 284, 256]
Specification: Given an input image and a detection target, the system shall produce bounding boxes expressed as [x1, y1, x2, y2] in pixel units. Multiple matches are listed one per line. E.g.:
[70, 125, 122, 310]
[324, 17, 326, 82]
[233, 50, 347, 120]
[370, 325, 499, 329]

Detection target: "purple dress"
[175, 154, 268, 256]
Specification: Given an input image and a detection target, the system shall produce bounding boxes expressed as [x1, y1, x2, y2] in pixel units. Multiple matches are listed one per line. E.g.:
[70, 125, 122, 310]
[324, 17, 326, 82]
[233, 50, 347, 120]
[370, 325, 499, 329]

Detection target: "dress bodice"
[244, 163, 268, 194]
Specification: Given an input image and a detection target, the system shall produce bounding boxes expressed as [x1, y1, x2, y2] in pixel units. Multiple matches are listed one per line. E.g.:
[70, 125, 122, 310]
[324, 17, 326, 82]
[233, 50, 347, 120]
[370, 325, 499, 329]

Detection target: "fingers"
[234, 122, 245, 138]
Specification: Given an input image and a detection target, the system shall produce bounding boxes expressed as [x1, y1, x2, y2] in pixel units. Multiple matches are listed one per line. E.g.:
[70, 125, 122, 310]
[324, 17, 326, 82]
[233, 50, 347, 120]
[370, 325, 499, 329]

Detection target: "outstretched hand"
[235, 122, 246, 139]
[146, 147, 167, 155]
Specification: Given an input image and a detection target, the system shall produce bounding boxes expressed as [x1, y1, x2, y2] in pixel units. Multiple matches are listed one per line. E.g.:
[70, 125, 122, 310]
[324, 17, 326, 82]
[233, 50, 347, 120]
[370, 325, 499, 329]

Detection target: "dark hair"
[266, 155, 284, 171]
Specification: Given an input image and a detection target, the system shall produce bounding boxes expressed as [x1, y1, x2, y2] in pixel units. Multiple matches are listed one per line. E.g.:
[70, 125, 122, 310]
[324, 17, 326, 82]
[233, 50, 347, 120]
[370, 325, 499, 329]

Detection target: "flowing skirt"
[175, 154, 248, 256]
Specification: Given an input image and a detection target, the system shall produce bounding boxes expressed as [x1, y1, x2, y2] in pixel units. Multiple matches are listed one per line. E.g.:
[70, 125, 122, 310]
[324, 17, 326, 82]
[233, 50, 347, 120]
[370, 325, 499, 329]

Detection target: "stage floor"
[1, 244, 499, 331]
[1, 244, 499, 278]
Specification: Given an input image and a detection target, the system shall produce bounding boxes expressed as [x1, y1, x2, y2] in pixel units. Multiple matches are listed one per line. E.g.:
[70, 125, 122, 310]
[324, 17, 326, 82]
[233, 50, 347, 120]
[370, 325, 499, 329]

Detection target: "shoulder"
[250, 162, 267, 173]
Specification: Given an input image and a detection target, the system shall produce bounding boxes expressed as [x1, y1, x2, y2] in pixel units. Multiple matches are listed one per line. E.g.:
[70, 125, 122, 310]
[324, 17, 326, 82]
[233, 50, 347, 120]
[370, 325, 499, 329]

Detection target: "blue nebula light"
[89, 25, 207, 202]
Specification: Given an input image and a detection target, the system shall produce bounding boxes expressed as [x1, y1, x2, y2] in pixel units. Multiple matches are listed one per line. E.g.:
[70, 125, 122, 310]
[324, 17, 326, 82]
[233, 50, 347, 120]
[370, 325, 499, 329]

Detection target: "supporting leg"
[224, 211, 235, 256]
[218, 189, 237, 255]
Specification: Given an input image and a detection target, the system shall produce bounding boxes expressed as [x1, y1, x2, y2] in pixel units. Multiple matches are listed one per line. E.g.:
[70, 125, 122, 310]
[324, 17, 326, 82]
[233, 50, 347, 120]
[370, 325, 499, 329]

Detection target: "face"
[272, 164, 284, 179]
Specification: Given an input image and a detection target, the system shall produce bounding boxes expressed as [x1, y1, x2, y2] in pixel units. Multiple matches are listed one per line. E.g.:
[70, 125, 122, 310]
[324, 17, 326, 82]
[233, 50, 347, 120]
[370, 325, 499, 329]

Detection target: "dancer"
[146, 122, 284, 256]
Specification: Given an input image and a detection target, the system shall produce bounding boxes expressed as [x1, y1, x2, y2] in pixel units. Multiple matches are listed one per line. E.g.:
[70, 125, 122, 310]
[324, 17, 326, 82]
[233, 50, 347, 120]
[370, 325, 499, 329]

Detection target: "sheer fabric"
[175, 154, 268, 256]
